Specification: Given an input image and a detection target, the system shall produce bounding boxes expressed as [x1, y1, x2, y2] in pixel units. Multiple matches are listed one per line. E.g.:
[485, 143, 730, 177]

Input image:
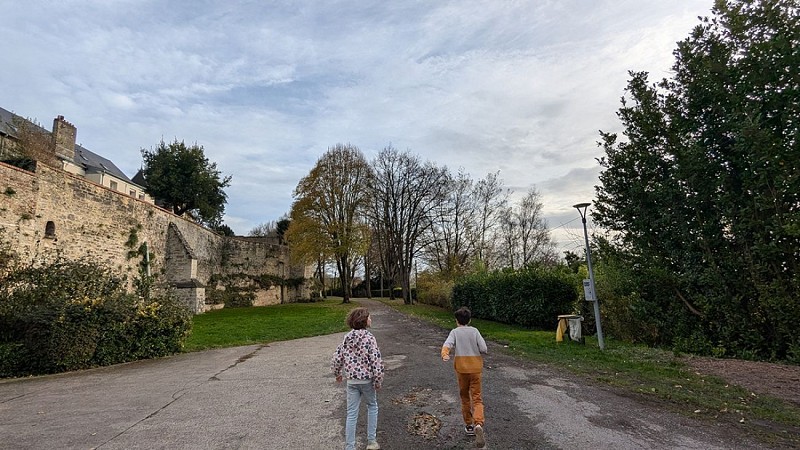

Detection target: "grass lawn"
[380, 299, 800, 439]
[183, 298, 357, 352]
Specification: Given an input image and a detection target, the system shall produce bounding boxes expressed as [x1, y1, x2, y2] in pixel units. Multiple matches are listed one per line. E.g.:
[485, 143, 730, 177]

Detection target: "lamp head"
[573, 202, 590, 221]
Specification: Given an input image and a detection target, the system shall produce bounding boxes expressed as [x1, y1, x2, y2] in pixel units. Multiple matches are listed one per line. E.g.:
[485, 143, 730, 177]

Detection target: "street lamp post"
[574, 202, 605, 350]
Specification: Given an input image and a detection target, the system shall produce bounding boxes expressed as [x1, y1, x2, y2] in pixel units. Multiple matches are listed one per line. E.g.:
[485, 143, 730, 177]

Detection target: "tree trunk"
[338, 255, 351, 303]
[365, 253, 372, 298]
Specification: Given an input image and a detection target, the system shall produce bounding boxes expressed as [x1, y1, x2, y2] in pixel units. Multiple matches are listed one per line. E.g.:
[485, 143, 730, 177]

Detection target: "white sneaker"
[366, 441, 381, 450]
[475, 424, 486, 448]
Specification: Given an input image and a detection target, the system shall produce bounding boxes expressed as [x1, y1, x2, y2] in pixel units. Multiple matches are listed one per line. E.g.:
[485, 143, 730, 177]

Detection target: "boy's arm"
[477, 331, 488, 354]
[441, 329, 455, 360]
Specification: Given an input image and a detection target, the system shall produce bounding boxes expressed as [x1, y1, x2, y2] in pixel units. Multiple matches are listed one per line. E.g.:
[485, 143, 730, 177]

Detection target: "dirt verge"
[684, 356, 800, 407]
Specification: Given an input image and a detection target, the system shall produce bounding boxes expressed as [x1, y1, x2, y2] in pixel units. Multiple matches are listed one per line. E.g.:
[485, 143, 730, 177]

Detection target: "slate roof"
[0, 106, 134, 184]
[0, 106, 25, 138]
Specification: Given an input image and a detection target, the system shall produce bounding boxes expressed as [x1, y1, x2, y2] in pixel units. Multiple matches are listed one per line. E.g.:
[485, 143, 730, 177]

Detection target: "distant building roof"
[75, 144, 133, 183]
[0, 106, 135, 185]
[0, 106, 25, 138]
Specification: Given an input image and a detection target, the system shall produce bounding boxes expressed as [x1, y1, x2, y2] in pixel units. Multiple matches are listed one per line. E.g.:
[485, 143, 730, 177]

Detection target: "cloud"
[0, 0, 712, 249]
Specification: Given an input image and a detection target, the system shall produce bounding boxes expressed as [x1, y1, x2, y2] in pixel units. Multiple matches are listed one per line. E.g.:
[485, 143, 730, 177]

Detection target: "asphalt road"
[0, 299, 767, 449]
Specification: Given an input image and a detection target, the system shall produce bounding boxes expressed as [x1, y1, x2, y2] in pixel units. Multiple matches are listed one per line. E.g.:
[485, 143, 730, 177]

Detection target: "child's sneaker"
[366, 441, 381, 450]
[475, 424, 486, 448]
[464, 424, 475, 436]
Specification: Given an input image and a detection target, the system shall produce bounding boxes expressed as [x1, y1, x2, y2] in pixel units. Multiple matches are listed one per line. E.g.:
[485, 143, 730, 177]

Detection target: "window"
[130, 190, 136, 197]
[139, 193, 145, 200]
[110, 180, 118, 190]
[45, 221, 56, 239]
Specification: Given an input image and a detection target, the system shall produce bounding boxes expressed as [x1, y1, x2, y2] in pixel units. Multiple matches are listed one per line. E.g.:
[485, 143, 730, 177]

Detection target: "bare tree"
[516, 188, 556, 266]
[470, 171, 509, 269]
[498, 206, 519, 269]
[422, 168, 477, 278]
[2, 116, 59, 169]
[368, 147, 449, 304]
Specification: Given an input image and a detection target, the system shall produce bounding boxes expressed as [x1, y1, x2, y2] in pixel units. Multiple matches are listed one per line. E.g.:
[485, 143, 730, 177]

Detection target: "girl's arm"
[369, 335, 385, 388]
[331, 345, 344, 377]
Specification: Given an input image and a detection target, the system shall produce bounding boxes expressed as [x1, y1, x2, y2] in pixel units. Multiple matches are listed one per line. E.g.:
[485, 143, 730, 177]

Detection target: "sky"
[0, 0, 714, 256]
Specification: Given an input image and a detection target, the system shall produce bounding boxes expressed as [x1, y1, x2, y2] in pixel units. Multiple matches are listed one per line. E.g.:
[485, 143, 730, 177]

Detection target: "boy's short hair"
[347, 307, 370, 330]
[454, 306, 471, 326]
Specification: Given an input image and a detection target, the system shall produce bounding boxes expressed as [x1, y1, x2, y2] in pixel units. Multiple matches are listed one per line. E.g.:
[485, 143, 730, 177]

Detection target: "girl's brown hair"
[347, 307, 370, 330]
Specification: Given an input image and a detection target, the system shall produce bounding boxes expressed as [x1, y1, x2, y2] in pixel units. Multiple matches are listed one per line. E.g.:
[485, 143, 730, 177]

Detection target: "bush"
[452, 265, 579, 329]
[206, 287, 255, 307]
[416, 272, 453, 307]
[0, 259, 192, 377]
[221, 288, 256, 308]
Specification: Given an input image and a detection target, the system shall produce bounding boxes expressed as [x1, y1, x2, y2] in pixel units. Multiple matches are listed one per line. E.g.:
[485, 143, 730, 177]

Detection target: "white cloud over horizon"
[1, 0, 714, 256]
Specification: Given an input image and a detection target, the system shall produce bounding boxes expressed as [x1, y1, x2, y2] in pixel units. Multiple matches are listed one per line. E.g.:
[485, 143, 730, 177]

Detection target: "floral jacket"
[331, 329, 385, 388]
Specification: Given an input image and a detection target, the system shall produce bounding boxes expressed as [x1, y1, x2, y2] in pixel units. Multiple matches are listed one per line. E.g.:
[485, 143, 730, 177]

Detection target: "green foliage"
[287, 144, 372, 302]
[140, 139, 232, 225]
[206, 288, 256, 308]
[416, 271, 453, 308]
[3, 187, 15, 196]
[0, 158, 36, 172]
[0, 260, 192, 377]
[594, 0, 800, 360]
[0, 230, 17, 277]
[452, 265, 579, 329]
[211, 223, 235, 236]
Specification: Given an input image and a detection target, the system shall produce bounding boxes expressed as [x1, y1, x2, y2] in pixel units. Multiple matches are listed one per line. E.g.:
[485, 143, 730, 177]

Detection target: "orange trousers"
[456, 371, 484, 426]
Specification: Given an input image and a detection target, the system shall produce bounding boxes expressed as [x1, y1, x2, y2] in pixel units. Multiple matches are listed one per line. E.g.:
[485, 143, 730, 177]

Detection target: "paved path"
[0, 299, 767, 449]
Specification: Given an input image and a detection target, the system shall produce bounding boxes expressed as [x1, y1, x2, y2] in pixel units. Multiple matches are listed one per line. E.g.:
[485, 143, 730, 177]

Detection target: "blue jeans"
[345, 381, 378, 450]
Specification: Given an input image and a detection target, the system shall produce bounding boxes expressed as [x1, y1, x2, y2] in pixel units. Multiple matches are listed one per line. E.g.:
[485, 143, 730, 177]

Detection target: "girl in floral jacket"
[331, 307, 385, 450]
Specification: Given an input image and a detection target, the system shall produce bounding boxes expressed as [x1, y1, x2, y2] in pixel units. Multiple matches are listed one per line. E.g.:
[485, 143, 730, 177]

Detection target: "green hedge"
[0, 260, 192, 377]
[452, 266, 579, 329]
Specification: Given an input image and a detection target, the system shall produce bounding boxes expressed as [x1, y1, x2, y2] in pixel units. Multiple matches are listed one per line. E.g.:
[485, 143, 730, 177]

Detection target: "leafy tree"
[211, 223, 235, 236]
[140, 139, 231, 225]
[285, 205, 331, 297]
[594, 0, 800, 360]
[563, 251, 582, 274]
[287, 144, 372, 303]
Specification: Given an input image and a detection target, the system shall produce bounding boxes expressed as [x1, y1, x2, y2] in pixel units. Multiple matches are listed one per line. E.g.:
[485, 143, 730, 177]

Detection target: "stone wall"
[0, 161, 313, 312]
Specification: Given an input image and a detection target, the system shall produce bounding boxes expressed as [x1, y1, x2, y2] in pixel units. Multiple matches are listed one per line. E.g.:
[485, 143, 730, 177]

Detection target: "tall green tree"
[287, 144, 372, 303]
[140, 139, 231, 225]
[595, 0, 800, 360]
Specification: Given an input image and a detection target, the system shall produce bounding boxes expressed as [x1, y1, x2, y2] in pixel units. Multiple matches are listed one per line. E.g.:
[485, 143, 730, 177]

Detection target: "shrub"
[219, 288, 256, 308]
[0, 259, 192, 377]
[452, 265, 579, 329]
[416, 272, 453, 308]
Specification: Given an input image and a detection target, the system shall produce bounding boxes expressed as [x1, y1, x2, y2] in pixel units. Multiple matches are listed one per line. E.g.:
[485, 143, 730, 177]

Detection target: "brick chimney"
[52, 115, 76, 161]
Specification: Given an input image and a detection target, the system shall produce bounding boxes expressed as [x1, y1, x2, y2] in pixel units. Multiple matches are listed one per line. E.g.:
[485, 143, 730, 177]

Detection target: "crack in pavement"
[95, 345, 266, 449]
